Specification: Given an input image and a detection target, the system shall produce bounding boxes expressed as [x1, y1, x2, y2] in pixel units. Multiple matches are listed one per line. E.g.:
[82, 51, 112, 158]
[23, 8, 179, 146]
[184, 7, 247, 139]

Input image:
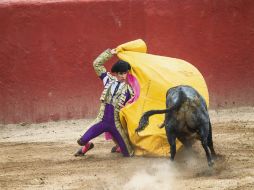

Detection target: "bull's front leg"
[199, 124, 214, 167]
[207, 121, 217, 160]
[166, 127, 177, 161]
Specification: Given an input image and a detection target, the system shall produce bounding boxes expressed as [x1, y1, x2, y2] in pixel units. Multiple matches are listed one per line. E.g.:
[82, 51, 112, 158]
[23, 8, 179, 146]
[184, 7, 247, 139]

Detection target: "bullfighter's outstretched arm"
[93, 49, 113, 77]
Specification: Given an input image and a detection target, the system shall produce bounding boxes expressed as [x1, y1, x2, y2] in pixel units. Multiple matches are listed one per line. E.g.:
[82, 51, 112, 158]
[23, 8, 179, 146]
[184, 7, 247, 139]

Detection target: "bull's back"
[167, 85, 209, 129]
[167, 85, 207, 108]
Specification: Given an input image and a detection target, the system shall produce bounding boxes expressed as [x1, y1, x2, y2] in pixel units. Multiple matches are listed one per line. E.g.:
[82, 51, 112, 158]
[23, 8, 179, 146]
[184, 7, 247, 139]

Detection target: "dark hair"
[111, 60, 131, 73]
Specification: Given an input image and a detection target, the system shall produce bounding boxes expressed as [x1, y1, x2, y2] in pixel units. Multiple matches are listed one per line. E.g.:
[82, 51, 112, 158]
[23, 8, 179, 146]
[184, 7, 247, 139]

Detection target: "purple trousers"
[80, 104, 130, 157]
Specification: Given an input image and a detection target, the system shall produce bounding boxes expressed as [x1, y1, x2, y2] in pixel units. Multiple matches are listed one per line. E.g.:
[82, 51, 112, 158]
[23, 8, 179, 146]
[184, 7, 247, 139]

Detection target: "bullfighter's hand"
[110, 48, 117, 55]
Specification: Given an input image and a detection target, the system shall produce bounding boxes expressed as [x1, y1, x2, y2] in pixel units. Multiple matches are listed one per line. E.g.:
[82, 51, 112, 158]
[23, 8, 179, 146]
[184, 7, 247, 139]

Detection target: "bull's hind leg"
[177, 135, 192, 149]
[199, 123, 214, 167]
[166, 126, 177, 161]
[207, 121, 217, 160]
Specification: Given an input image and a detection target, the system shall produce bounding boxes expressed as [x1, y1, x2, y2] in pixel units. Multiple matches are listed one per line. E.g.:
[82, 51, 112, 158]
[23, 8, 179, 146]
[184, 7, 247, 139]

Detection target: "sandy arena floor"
[1, 107, 254, 190]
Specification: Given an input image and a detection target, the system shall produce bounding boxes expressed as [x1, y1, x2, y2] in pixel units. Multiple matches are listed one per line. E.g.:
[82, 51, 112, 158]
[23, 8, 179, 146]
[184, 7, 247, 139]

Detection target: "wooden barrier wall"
[1, 0, 253, 123]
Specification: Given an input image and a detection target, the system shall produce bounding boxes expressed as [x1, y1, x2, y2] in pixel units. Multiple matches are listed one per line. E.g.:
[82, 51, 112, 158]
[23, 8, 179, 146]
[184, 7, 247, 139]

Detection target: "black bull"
[136, 85, 217, 167]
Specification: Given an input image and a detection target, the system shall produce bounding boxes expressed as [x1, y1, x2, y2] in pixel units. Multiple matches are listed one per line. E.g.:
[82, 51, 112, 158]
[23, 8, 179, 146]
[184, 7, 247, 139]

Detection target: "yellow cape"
[116, 39, 209, 156]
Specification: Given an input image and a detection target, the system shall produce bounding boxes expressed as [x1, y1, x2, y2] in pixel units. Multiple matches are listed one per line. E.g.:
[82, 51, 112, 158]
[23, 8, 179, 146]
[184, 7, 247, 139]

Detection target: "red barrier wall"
[1, 0, 254, 124]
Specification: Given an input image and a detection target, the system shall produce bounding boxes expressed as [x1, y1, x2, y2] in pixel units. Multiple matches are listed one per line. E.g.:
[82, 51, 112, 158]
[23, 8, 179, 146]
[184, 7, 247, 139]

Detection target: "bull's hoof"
[208, 160, 214, 167]
[212, 154, 218, 161]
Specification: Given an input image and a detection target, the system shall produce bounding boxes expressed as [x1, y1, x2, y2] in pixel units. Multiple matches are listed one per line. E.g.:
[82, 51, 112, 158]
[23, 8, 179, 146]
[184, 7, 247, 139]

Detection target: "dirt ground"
[1, 107, 254, 190]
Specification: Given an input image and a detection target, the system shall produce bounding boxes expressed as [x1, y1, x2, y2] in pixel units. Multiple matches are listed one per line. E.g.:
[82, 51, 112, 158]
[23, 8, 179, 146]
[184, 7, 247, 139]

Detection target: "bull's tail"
[142, 103, 179, 127]
[146, 89, 185, 119]
[136, 89, 185, 132]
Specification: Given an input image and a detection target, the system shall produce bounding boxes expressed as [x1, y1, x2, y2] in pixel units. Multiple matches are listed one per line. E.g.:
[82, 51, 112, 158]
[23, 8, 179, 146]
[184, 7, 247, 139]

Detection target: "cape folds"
[116, 39, 209, 156]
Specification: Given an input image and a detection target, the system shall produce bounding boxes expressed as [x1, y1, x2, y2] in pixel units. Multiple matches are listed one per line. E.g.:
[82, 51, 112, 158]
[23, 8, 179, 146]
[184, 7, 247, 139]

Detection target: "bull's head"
[135, 113, 150, 133]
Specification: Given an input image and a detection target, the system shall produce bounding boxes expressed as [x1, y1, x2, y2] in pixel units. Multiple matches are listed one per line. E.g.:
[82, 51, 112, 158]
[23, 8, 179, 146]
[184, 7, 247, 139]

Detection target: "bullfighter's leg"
[78, 121, 105, 145]
[74, 121, 105, 156]
[108, 126, 130, 157]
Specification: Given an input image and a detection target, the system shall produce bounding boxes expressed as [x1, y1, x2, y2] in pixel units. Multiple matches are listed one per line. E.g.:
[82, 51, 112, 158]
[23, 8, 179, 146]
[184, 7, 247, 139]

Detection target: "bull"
[136, 85, 217, 167]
